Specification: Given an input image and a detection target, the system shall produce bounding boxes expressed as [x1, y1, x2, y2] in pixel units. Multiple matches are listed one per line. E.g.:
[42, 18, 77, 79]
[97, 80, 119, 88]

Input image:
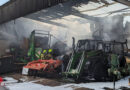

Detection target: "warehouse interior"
[0, 0, 130, 90]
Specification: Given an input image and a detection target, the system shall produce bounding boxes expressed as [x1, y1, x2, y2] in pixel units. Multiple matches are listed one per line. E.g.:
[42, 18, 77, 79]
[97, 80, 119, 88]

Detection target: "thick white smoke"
[0, 0, 129, 56]
[93, 15, 125, 41]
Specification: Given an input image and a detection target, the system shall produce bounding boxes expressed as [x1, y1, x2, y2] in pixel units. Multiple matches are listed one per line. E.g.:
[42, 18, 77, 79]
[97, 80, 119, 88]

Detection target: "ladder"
[64, 51, 85, 79]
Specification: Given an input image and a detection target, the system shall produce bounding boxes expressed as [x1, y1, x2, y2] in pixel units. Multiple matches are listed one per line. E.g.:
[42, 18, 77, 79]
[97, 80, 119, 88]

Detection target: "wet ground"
[2, 73, 65, 86]
[103, 87, 130, 90]
[1, 73, 130, 90]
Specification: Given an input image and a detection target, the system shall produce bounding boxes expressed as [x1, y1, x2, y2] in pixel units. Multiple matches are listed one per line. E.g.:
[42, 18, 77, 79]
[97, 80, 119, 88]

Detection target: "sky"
[0, 0, 9, 6]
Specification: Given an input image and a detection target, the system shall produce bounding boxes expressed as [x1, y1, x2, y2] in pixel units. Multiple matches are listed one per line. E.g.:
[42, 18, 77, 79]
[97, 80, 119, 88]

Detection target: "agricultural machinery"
[22, 30, 62, 76]
[22, 30, 130, 82]
[63, 39, 130, 81]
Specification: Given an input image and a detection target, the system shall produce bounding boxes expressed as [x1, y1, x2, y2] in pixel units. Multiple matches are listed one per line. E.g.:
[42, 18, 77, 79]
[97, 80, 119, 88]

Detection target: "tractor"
[63, 38, 130, 82]
[105, 40, 129, 80]
[22, 30, 62, 76]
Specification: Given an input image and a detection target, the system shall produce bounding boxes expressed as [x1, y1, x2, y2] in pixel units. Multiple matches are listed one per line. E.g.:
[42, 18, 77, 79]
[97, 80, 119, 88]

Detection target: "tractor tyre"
[93, 62, 108, 81]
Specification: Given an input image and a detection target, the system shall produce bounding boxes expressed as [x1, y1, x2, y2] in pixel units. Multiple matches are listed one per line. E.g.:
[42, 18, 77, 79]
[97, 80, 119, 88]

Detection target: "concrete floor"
[1, 73, 130, 90]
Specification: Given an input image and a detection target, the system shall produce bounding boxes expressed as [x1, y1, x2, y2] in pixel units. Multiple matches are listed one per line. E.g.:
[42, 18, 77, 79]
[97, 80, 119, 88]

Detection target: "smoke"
[0, 31, 17, 41]
[92, 15, 125, 41]
[0, 15, 128, 56]
[0, 0, 129, 56]
[124, 17, 130, 48]
[0, 29, 19, 56]
[123, 16, 130, 28]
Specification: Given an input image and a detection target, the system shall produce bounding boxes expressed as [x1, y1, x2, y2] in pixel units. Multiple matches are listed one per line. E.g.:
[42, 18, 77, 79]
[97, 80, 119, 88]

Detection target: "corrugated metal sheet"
[0, 0, 67, 24]
[0, 0, 129, 24]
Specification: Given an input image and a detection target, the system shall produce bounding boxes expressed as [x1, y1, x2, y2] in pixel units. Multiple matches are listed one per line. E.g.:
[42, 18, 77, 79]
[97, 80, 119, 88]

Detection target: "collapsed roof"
[0, 0, 129, 24]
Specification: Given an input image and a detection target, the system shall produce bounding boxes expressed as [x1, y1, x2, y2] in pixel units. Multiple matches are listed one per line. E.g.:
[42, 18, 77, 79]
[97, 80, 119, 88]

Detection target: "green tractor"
[63, 39, 106, 81]
[21, 30, 60, 63]
[63, 38, 130, 81]
[106, 40, 129, 80]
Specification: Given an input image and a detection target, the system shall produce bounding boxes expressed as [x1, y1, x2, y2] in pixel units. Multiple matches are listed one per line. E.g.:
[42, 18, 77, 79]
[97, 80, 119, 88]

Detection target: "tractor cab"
[75, 39, 103, 51]
[103, 40, 128, 55]
[27, 30, 60, 62]
[27, 30, 51, 61]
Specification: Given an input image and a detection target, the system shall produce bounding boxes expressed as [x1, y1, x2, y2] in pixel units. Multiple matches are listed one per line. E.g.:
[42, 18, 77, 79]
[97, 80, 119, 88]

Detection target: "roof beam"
[114, 0, 130, 6]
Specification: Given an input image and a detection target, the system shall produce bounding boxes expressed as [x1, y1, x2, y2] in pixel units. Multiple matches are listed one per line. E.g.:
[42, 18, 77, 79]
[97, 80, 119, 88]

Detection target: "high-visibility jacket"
[41, 49, 53, 59]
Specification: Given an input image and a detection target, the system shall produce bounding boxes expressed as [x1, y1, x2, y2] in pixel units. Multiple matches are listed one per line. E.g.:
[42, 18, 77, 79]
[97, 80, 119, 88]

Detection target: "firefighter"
[40, 50, 47, 59]
[40, 49, 53, 60]
[47, 49, 53, 59]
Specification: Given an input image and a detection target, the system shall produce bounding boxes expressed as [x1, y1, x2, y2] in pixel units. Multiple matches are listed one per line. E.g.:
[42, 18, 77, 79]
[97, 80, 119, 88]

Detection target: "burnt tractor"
[63, 38, 130, 81]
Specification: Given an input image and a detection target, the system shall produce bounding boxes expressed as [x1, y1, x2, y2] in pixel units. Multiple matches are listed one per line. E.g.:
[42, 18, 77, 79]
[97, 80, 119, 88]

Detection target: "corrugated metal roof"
[0, 0, 129, 24]
[0, 0, 67, 24]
